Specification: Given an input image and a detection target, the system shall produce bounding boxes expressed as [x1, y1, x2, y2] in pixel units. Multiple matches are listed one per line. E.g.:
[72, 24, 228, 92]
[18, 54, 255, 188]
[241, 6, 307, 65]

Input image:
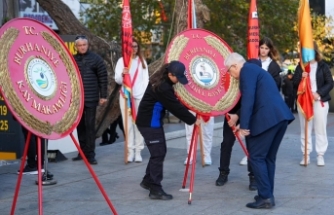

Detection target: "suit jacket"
[239, 63, 294, 136]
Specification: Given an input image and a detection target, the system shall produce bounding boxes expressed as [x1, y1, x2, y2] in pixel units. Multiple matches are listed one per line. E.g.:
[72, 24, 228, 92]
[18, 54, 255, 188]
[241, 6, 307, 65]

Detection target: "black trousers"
[21, 127, 45, 168]
[77, 106, 97, 159]
[101, 115, 124, 143]
[219, 117, 253, 176]
[284, 95, 295, 111]
[137, 126, 166, 191]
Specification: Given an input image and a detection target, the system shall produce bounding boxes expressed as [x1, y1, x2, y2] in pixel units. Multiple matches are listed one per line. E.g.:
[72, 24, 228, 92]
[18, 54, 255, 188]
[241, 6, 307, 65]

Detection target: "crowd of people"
[17, 35, 333, 210]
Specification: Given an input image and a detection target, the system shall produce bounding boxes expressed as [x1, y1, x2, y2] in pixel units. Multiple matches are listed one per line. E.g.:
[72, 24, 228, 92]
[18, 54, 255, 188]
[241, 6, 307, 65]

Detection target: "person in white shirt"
[293, 42, 333, 166]
[115, 39, 149, 163]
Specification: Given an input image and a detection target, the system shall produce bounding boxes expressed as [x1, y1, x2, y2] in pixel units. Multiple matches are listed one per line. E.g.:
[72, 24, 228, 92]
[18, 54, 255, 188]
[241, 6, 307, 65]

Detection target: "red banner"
[121, 0, 136, 120]
[122, 0, 133, 68]
[247, 0, 259, 59]
[297, 64, 314, 121]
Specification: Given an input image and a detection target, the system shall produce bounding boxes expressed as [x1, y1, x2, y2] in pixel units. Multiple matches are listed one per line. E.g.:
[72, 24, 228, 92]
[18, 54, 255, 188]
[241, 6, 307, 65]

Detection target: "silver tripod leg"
[35, 139, 57, 185]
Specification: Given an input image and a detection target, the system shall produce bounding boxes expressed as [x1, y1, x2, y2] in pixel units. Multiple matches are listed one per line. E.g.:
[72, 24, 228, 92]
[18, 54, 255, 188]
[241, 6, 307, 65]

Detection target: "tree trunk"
[148, 0, 210, 75]
[36, 0, 209, 137]
[37, 0, 121, 137]
[4, 0, 16, 21]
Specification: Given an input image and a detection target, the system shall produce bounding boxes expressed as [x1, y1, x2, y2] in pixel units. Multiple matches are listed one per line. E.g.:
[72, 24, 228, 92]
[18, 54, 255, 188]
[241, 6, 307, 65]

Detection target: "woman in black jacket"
[293, 42, 334, 166]
[136, 61, 200, 200]
[259, 37, 282, 90]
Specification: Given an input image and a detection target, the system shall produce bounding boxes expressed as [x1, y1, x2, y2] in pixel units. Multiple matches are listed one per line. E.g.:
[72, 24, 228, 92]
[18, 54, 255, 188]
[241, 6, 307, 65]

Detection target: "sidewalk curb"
[165, 122, 224, 140]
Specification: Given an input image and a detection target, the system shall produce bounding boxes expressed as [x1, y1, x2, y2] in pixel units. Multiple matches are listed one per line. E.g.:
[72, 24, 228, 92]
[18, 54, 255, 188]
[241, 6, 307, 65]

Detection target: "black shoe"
[215, 171, 228, 186]
[140, 180, 151, 190]
[88, 158, 98, 165]
[108, 133, 119, 144]
[99, 142, 112, 146]
[46, 171, 54, 179]
[249, 176, 257, 191]
[246, 197, 273, 209]
[254, 195, 275, 206]
[149, 190, 173, 200]
[72, 155, 82, 161]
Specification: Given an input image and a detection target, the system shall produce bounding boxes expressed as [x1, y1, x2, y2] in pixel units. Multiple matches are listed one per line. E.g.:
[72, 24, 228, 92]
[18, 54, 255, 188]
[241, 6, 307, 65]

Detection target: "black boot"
[249, 176, 257, 191]
[149, 189, 173, 200]
[215, 171, 228, 186]
[140, 179, 151, 190]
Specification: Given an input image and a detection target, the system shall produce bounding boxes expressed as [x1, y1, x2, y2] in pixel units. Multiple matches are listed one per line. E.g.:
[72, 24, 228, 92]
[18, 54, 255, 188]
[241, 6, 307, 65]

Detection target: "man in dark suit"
[225, 53, 294, 209]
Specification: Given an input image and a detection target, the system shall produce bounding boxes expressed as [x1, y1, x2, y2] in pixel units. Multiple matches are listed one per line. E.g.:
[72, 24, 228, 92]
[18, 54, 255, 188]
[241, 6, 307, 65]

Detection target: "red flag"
[187, 0, 193, 29]
[122, 0, 133, 68]
[297, 0, 315, 121]
[247, 0, 259, 59]
[297, 64, 314, 120]
[121, 0, 137, 120]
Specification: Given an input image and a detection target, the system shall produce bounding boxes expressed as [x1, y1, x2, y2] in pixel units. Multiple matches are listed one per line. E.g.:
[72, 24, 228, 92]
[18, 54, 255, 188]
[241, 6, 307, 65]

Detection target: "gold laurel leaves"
[167, 35, 189, 62]
[0, 28, 82, 136]
[166, 31, 239, 114]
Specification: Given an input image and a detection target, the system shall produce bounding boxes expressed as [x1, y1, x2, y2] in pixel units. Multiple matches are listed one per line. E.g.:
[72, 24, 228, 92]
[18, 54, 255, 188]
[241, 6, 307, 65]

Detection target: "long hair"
[150, 63, 170, 92]
[259, 37, 280, 61]
[313, 41, 323, 62]
[133, 38, 146, 69]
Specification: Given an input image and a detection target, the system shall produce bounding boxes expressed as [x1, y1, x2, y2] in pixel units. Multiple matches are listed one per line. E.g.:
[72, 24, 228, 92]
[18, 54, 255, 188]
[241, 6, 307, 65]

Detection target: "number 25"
[0, 120, 8, 131]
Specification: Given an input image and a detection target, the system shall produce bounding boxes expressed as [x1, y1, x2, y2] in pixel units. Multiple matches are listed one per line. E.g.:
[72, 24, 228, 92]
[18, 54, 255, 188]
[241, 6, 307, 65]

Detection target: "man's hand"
[99, 98, 107, 105]
[239, 129, 250, 136]
[227, 113, 239, 127]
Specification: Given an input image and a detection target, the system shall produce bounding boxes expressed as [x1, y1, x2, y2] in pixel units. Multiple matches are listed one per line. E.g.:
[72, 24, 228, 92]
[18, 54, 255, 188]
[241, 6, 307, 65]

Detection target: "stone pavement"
[0, 113, 334, 215]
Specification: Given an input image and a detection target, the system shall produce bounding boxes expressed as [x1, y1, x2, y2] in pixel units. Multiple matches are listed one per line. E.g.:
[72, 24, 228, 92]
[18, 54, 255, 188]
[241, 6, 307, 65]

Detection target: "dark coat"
[136, 80, 196, 128]
[268, 60, 282, 91]
[282, 76, 294, 97]
[293, 60, 333, 102]
[239, 63, 294, 136]
[74, 51, 108, 106]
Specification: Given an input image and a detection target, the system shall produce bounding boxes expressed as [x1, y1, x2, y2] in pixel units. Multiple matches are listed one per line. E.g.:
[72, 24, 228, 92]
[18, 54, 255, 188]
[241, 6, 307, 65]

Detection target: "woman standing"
[293, 42, 333, 166]
[136, 61, 200, 200]
[258, 37, 282, 90]
[115, 39, 149, 163]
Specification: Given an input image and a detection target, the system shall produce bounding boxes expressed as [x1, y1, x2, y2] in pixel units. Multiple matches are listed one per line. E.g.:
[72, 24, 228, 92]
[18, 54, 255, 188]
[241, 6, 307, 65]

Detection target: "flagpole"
[121, 0, 134, 164]
[188, 0, 204, 167]
[304, 120, 308, 166]
[299, 62, 309, 167]
[297, 0, 315, 167]
[124, 97, 129, 164]
[198, 118, 205, 167]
